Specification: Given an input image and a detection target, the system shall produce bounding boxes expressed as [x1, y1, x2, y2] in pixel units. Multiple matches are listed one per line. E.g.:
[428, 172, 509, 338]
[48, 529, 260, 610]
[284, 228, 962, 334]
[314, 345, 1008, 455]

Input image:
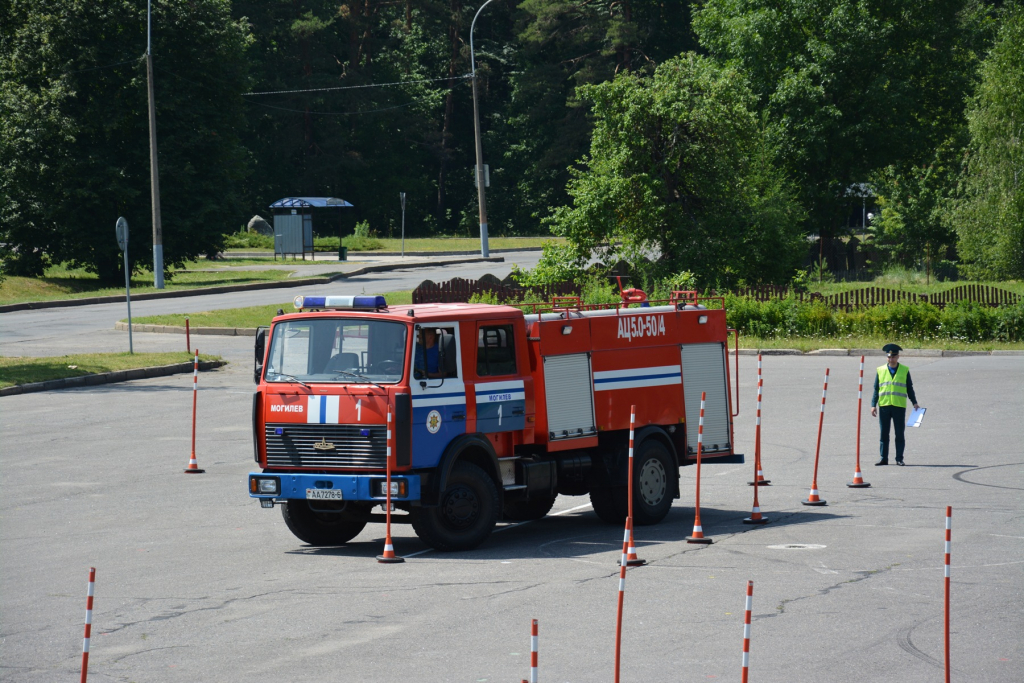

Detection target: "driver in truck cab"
[414, 328, 441, 378]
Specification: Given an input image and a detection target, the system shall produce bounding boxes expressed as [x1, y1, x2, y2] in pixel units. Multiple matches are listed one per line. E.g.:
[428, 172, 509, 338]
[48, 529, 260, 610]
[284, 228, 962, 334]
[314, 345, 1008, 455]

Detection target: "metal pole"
[146, 0, 164, 288]
[124, 244, 133, 354]
[400, 192, 406, 258]
[469, 0, 501, 258]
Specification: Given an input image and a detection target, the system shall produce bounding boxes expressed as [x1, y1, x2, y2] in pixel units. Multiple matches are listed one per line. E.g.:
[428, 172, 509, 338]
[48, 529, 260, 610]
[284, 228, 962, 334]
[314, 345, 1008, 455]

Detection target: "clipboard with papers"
[906, 407, 926, 428]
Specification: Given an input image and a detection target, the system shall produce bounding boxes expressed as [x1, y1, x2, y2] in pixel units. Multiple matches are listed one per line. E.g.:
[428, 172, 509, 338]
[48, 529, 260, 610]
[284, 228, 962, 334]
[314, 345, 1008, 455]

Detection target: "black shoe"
[875, 459, 889, 466]
[896, 460, 904, 466]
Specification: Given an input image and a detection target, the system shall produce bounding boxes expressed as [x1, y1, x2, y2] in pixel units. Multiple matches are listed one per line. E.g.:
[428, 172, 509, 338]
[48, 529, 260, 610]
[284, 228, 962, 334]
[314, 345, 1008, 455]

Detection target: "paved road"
[0, 251, 542, 358]
[2, 353, 1021, 682]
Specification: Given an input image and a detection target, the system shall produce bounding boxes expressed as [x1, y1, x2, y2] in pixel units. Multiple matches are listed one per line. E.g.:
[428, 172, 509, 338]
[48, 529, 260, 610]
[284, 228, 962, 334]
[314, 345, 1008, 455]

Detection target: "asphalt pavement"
[1, 349, 1021, 682]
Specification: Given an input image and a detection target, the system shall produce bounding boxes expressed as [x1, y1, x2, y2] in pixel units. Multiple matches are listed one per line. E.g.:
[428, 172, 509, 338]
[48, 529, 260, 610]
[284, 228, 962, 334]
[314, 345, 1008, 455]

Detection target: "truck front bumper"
[248, 472, 421, 505]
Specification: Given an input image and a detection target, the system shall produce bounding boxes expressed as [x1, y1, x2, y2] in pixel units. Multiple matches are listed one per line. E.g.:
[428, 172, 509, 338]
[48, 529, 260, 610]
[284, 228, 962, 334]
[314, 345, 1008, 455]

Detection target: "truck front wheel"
[281, 501, 367, 546]
[411, 461, 498, 551]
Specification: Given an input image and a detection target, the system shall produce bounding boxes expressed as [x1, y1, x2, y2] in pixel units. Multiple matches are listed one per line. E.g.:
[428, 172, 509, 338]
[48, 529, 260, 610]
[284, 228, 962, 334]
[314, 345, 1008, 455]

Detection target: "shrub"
[343, 235, 384, 251]
[354, 220, 372, 238]
[467, 291, 500, 305]
[580, 275, 621, 306]
[854, 301, 941, 339]
[795, 300, 839, 336]
[938, 301, 997, 342]
[994, 301, 1024, 342]
[223, 231, 273, 249]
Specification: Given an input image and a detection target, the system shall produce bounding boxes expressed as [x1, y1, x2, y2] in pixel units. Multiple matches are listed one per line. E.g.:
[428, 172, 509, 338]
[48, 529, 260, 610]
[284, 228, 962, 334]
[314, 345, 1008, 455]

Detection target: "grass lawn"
[810, 275, 1024, 297]
[0, 265, 296, 306]
[224, 236, 565, 254]
[128, 290, 415, 328]
[0, 352, 222, 389]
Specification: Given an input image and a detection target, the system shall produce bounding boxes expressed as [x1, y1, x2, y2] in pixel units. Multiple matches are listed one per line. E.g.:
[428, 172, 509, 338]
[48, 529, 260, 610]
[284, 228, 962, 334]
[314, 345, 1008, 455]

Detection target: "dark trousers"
[878, 405, 906, 462]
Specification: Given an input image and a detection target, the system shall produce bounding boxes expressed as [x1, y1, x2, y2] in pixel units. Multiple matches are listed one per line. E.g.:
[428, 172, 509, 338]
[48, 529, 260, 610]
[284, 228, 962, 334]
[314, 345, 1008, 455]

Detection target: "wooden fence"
[412, 277, 579, 305]
[732, 284, 1019, 311]
[414, 278, 1020, 310]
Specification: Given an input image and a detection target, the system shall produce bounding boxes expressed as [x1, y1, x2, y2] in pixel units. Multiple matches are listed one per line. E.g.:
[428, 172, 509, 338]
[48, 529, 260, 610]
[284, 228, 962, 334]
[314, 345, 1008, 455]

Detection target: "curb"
[115, 321, 258, 337]
[0, 360, 227, 397]
[222, 247, 544, 258]
[0, 256, 504, 313]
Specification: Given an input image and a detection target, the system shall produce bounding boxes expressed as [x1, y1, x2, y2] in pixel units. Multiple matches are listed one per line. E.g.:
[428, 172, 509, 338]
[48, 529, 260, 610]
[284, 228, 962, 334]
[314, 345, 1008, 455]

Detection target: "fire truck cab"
[248, 293, 740, 551]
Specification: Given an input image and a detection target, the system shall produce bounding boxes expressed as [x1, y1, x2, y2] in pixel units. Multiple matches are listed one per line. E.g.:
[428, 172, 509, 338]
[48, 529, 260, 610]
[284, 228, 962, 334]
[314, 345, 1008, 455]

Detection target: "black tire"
[411, 461, 499, 551]
[589, 439, 675, 526]
[589, 482, 626, 525]
[632, 439, 674, 525]
[502, 495, 557, 521]
[280, 501, 367, 546]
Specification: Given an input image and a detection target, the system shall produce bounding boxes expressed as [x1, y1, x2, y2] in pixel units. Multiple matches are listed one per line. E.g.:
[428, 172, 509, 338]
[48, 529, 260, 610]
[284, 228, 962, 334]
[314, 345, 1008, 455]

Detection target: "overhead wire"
[242, 74, 471, 96]
[247, 99, 424, 116]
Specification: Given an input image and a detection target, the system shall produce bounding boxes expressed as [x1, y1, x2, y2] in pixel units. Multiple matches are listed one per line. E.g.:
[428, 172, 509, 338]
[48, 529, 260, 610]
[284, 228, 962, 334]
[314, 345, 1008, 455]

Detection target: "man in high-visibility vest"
[870, 343, 921, 466]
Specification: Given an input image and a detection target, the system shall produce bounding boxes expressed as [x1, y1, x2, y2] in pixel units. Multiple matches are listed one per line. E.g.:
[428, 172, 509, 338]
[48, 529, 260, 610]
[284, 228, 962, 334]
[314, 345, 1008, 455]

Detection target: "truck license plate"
[306, 488, 343, 500]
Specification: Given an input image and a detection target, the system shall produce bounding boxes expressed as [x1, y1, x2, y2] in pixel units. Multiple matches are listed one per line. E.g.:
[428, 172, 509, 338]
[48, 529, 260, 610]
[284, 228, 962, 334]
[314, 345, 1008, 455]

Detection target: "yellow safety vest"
[877, 364, 909, 408]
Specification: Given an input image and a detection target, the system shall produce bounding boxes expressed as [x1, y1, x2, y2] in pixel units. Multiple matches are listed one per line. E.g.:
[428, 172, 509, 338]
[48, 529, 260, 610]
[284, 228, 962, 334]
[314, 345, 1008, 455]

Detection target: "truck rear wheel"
[281, 501, 367, 546]
[411, 461, 498, 551]
[589, 439, 674, 526]
[632, 440, 674, 525]
[502, 495, 557, 522]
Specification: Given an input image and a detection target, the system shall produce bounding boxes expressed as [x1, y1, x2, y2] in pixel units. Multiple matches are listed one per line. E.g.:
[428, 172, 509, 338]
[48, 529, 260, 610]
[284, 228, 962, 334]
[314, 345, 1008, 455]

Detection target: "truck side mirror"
[441, 332, 457, 377]
[254, 326, 268, 383]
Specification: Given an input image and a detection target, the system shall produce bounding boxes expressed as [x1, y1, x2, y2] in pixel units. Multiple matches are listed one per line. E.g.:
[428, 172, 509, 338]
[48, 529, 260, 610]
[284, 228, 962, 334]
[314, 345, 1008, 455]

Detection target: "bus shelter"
[269, 197, 353, 260]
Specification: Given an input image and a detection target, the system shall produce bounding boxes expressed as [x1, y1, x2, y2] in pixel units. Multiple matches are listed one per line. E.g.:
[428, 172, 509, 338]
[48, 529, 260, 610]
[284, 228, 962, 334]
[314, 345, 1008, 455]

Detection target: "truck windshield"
[264, 319, 407, 384]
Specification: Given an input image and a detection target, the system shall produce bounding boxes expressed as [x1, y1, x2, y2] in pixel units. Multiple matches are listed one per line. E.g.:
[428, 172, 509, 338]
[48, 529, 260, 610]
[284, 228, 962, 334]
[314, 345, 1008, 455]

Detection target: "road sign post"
[116, 217, 134, 354]
[400, 192, 406, 258]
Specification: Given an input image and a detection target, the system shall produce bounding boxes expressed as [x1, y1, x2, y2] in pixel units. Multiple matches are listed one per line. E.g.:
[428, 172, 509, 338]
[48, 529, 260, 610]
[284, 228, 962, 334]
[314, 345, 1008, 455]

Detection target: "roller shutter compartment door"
[543, 354, 596, 440]
[681, 343, 731, 453]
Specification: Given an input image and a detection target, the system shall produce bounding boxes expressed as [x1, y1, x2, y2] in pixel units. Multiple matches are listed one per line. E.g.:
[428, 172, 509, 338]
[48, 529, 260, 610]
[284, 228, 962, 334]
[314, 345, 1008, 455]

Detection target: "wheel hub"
[639, 458, 667, 506]
[442, 486, 479, 529]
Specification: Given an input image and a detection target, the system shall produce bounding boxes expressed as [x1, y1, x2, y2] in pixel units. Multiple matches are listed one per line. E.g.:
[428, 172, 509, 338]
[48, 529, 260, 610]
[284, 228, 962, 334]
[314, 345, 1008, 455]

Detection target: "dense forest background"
[1, 0, 1021, 287]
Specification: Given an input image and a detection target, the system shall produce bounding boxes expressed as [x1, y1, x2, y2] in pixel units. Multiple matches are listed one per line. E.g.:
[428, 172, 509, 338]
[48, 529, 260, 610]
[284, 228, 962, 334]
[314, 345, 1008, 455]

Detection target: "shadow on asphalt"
[278, 504, 850, 562]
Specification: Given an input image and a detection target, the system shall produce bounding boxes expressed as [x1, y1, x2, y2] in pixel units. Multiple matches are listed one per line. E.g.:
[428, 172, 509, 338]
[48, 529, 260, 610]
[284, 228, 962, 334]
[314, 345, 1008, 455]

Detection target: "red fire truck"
[248, 292, 741, 551]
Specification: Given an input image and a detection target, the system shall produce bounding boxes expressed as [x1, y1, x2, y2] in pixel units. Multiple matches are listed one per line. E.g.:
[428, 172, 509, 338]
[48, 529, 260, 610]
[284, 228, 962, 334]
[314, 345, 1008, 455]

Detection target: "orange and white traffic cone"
[184, 349, 205, 474]
[377, 528, 404, 564]
[686, 392, 713, 544]
[743, 472, 769, 525]
[802, 369, 829, 506]
[748, 356, 770, 486]
[377, 408, 404, 563]
[624, 406, 646, 566]
[848, 356, 871, 488]
[626, 520, 646, 567]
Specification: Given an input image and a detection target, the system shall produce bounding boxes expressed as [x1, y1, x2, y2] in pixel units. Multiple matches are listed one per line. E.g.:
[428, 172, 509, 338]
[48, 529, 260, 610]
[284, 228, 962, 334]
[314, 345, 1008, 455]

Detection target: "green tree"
[870, 138, 963, 278]
[538, 54, 805, 288]
[949, 5, 1024, 280]
[488, 0, 698, 235]
[693, 0, 990, 249]
[0, 0, 252, 281]
[234, 0, 506, 238]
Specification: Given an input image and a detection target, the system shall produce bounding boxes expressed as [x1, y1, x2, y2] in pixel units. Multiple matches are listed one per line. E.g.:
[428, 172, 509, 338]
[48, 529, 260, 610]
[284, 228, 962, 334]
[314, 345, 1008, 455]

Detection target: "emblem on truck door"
[313, 437, 336, 452]
[426, 410, 442, 434]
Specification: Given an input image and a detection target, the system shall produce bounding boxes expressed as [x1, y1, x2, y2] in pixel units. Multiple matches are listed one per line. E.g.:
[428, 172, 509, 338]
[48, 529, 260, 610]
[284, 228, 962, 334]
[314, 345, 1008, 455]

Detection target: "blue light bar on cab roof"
[293, 295, 387, 310]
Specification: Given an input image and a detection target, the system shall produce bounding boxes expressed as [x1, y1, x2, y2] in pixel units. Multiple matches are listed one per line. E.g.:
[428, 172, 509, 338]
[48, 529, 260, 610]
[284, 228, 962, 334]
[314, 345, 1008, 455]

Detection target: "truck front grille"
[264, 423, 387, 469]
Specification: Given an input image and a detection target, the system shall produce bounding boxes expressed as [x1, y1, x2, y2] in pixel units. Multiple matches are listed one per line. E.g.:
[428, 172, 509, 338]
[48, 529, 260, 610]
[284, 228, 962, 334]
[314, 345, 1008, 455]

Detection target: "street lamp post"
[469, 0, 501, 258]
[146, 0, 164, 288]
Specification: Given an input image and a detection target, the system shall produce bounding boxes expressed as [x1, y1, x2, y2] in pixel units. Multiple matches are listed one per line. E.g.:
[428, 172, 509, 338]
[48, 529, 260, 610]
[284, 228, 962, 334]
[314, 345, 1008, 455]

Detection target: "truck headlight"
[250, 477, 280, 495]
[377, 480, 407, 497]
